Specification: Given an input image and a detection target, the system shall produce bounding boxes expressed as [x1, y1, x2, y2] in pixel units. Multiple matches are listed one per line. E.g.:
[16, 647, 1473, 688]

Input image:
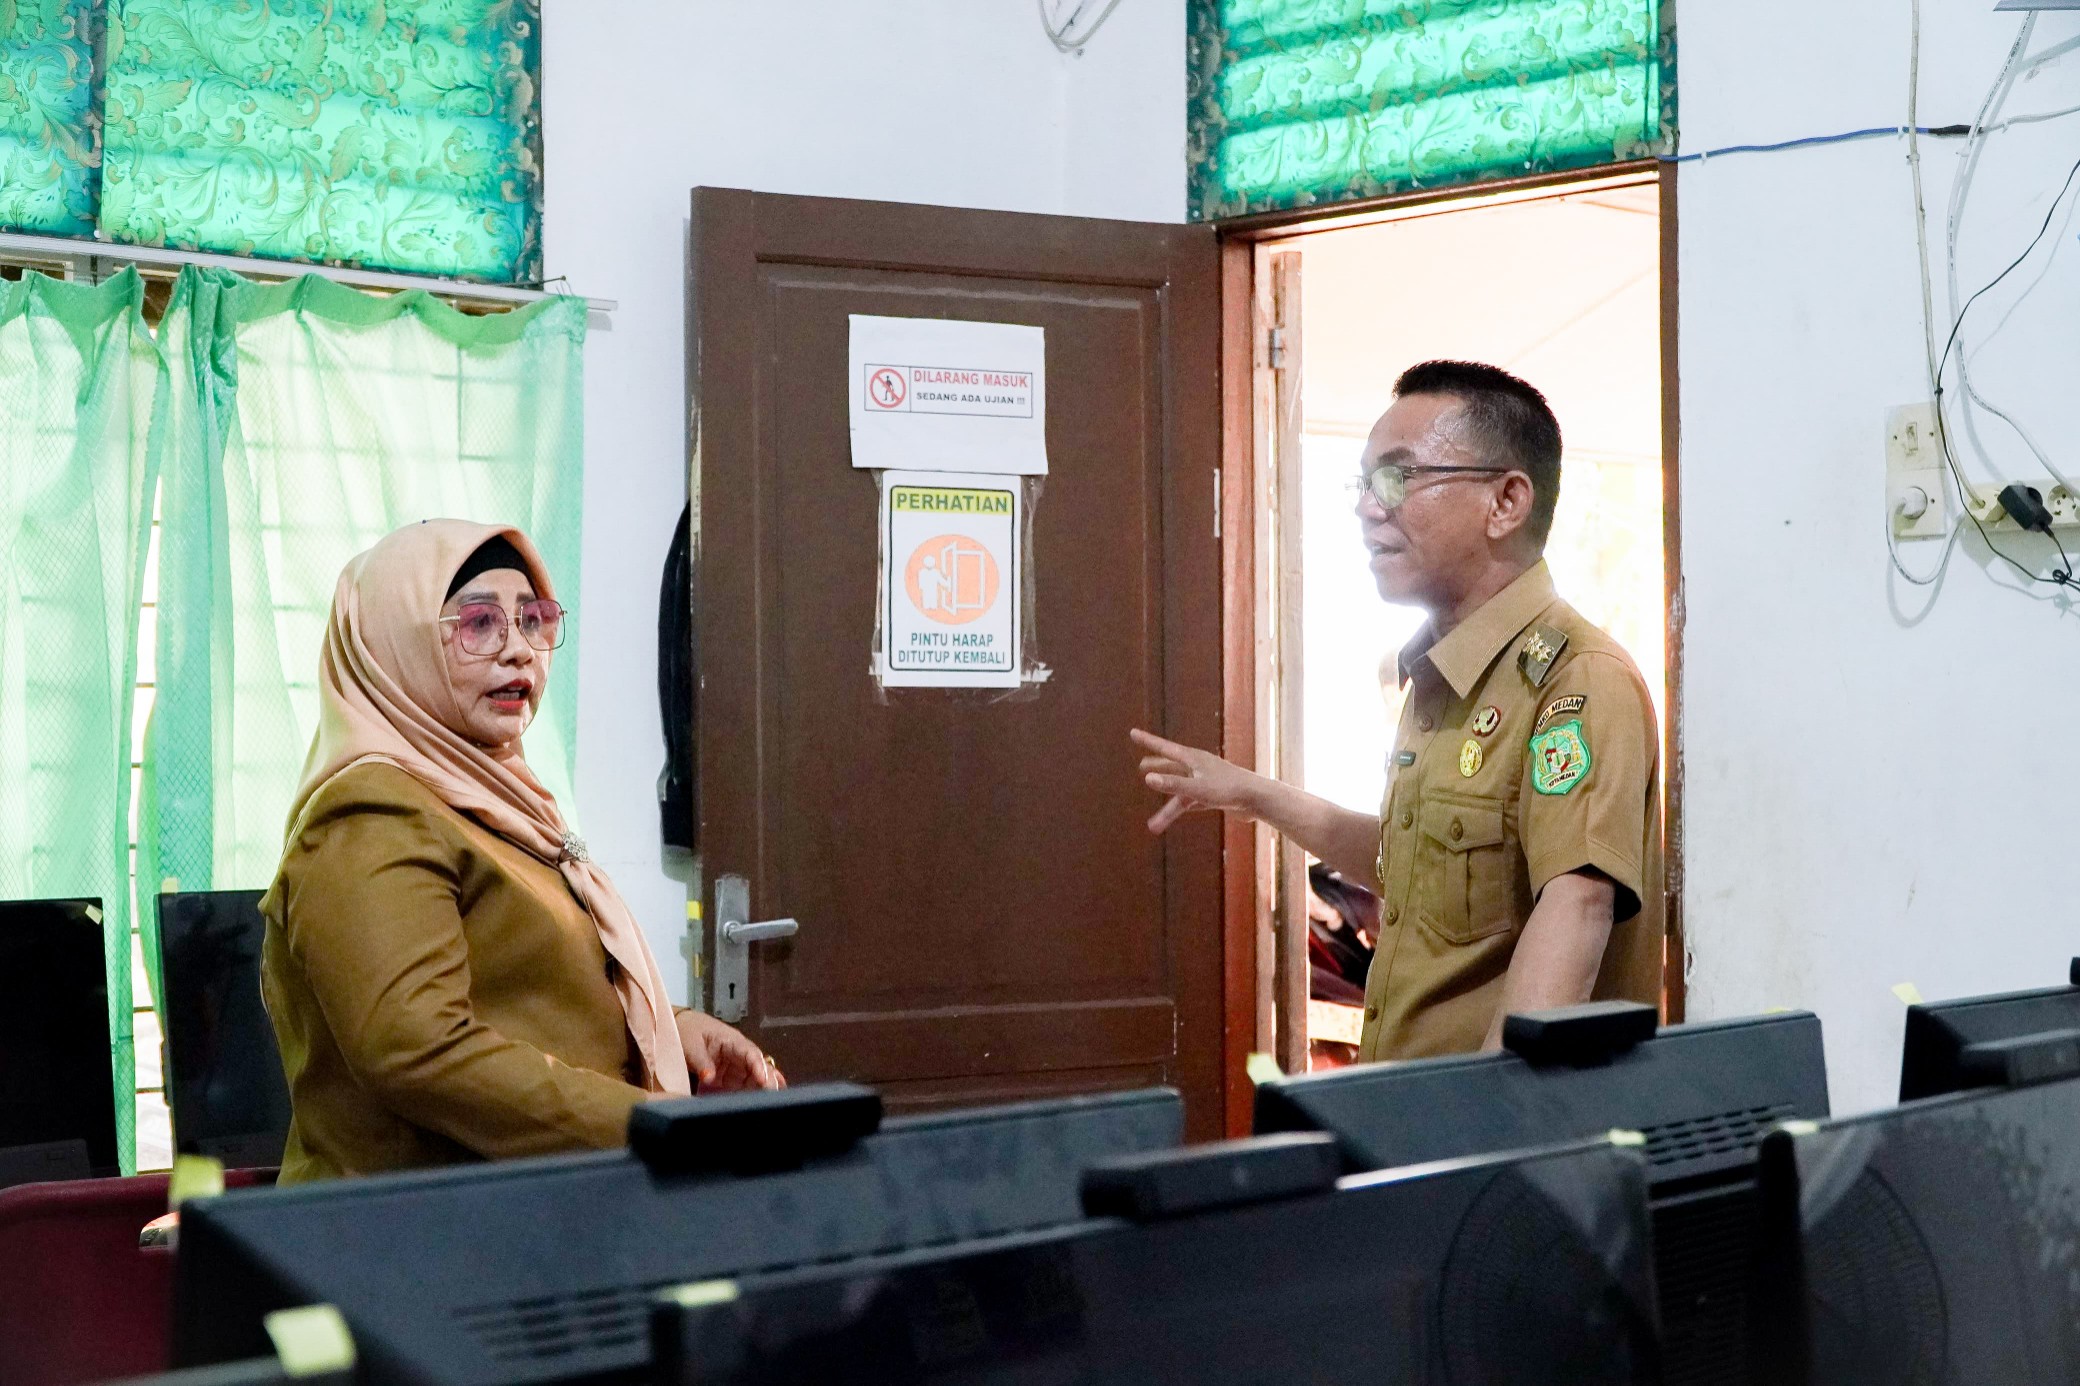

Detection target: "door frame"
[1214, 160, 1685, 1133]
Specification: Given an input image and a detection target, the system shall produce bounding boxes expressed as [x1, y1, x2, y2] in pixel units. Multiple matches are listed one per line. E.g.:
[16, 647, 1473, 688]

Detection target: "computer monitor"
[650, 1133, 1663, 1386]
[1751, 1069, 2080, 1384]
[158, 889, 291, 1167]
[0, 897, 118, 1188]
[1254, 1005, 1829, 1386]
[175, 1085, 1184, 1386]
[1898, 964, 2080, 1100]
[1256, 1009, 1829, 1185]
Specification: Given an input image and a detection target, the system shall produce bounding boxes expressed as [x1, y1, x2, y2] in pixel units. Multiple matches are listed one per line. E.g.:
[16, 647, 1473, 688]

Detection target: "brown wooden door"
[689, 187, 1226, 1139]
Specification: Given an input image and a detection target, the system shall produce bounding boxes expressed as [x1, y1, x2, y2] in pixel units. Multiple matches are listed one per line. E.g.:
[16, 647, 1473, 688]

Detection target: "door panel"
[690, 188, 1225, 1138]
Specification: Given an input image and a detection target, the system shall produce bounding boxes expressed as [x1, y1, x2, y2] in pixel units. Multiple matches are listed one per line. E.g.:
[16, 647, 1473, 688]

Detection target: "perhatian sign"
[849, 315, 1047, 475]
[879, 471, 1020, 688]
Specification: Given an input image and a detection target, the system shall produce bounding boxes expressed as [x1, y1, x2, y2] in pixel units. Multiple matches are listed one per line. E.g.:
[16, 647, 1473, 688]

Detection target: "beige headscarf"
[284, 518, 692, 1097]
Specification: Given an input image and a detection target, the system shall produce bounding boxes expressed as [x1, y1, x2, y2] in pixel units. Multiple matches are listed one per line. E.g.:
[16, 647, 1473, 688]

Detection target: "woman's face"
[437, 567, 551, 751]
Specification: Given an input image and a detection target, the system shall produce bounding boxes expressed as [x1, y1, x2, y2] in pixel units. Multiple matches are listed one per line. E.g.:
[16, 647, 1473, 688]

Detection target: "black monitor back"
[159, 889, 291, 1168]
[1753, 1073, 2080, 1384]
[1899, 979, 2080, 1100]
[652, 1135, 1662, 1386]
[1255, 1010, 1829, 1186]
[1256, 1010, 1827, 1386]
[175, 1087, 1183, 1386]
[0, 896, 118, 1186]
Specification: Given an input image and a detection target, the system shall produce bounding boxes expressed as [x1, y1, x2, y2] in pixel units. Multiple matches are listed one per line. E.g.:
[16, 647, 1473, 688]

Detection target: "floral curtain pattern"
[0, 0, 100, 236]
[0, 0, 542, 283]
[1188, 0, 1675, 221]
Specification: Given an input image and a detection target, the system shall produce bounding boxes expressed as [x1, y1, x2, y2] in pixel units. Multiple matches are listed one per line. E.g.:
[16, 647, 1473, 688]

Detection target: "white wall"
[1679, 2, 2080, 1111]
[542, 2, 2080, 1110]
[539, 2, 1185, 1000]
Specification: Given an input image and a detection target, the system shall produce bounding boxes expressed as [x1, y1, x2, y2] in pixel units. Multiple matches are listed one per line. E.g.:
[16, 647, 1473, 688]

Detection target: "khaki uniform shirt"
[1356, 561, 1664, 1062]
[260, 762, 654, 1183]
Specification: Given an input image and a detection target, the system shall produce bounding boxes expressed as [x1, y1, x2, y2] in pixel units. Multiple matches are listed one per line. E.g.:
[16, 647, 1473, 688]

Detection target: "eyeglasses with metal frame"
[438, 599, 569, 656]
[1346, 463, 1509, 510]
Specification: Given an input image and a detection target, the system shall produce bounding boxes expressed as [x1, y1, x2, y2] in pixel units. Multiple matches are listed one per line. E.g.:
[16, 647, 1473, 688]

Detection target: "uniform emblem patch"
[1470, 705, 1502, 738]
[1530, 719, 1592, 795]
[1535, 694, 1588, 733]
[1459, 739, 1483, 778]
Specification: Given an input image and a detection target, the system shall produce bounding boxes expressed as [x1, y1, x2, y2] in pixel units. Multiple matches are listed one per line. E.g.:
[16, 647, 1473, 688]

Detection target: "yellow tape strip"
[264, 1304, 357, 1376]
[662, 1279, 739, 1310]
[168, 1154, 224, 1208]
[1245, 1052, 1284, 1086]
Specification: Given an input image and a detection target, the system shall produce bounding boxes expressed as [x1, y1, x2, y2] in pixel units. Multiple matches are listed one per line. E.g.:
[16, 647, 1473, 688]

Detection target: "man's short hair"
[1393, 360, 1563, 547]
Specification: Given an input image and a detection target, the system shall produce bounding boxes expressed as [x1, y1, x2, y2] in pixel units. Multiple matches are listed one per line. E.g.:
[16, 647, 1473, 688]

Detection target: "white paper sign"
[879, 471, 1021, 688]
[849, 315, 1047, 475]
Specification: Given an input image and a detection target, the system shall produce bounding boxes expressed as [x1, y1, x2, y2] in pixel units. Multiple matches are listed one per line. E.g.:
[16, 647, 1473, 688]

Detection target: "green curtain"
[0, 1, 101, 236]
[1188, 0, 1675, 221]
[0, 268, 165, 1175]
[143, 266, 585, 952]
[0, 0, 542, 281]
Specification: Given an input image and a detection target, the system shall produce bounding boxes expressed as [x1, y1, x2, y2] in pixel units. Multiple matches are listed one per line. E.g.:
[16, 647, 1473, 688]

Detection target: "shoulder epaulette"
[1519, 622, 1570, 689]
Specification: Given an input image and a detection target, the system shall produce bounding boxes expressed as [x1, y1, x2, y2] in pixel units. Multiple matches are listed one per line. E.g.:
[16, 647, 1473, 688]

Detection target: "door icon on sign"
[904, 535, 1000, 625]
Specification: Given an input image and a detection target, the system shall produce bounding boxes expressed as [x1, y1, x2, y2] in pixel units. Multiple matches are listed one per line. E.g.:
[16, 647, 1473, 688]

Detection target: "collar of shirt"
[1395, 560, 1558, 698]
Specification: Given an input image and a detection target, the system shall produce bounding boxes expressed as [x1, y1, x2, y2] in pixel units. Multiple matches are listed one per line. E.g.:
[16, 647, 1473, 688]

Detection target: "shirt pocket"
[1415, 795, 1514, 945]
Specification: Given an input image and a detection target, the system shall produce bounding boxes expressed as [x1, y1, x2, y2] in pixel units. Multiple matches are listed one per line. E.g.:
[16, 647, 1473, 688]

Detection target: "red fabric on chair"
[0, 1169, 275, 1386]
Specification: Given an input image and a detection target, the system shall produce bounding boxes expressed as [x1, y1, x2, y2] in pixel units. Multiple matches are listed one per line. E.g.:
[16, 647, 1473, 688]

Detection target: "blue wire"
[1663, 126, 1967, 164]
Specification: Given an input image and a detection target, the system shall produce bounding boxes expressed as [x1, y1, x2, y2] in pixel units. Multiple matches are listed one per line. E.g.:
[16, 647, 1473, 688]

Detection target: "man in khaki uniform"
[1133, 360, 1661, 1060]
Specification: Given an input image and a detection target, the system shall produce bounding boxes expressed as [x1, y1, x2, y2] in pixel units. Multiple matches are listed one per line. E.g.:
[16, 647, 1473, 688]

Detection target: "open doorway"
[1250, 171, 1670, 1067]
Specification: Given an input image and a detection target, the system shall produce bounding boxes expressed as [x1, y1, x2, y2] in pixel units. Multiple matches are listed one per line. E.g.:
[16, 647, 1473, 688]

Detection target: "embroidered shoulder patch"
[1535, 694, 1588, 733]
[1530, 719, 1593, 796]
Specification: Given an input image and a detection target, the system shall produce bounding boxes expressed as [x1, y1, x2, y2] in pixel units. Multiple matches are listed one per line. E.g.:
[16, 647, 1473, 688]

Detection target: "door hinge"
[1267, 326, 1287, 369]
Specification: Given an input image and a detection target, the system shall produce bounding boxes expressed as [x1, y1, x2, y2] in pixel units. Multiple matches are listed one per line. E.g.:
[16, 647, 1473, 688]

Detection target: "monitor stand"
[0, 1138, 93, 1190]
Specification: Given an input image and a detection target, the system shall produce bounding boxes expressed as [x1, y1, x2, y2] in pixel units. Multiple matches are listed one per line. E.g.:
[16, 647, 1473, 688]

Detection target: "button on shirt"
[1357, 561, 1664, 1062]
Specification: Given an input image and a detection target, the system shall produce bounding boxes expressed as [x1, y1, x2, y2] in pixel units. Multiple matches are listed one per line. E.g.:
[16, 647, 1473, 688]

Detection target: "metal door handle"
[712, 876, 796, 1022]
[720, 918, 798, 945]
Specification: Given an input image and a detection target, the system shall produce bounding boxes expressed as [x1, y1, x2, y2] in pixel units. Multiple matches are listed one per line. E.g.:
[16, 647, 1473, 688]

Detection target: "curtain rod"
[0, 230, 616, 314]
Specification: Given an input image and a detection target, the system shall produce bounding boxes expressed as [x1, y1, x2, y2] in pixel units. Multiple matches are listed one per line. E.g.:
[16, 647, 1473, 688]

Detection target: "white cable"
[1038, 0, 1128, 52]
[1907, 0, 1971, 538]
[1909, 0, 1942, 392]
[1944, 14, 2080, 504]
[1984, 100, 2080, 135]
[1959, 181, 2080, 498]
[1886, 507, 1964, 587]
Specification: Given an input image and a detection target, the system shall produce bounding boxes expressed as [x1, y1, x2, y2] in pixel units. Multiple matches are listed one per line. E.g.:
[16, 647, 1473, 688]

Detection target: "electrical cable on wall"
[1896, 2, 2080, 602]
[1659, 7, 2080, 603]
[1038, 0, 1127, 53]
[1941, 15, 2080, 539]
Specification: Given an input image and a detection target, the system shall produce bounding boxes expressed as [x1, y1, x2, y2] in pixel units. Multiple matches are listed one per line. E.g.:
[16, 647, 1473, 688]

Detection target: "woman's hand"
[675, 1009, 785, 1092]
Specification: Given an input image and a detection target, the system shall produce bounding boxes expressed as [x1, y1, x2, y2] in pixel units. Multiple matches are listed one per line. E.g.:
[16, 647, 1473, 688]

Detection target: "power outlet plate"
[1961, 478, 2080, 531]
[1886, 403, 1949, 539]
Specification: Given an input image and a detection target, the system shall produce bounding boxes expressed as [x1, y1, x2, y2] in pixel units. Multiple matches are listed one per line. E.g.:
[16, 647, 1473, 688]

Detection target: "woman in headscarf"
[259, 519, 778, 1183]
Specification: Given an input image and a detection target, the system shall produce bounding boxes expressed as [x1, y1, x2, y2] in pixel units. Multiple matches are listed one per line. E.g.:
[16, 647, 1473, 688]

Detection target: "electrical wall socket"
[1961, 479, 2080, 531]
[1885, 403, 1948, 540]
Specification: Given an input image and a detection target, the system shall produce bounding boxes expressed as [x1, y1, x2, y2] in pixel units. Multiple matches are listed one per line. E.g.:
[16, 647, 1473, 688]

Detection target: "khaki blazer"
[260, 761, 652, 1182]
[1359, 561, 1665, 1062]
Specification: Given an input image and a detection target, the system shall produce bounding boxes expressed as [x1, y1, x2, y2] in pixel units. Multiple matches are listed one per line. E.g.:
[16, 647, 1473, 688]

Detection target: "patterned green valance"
[0, 2, 100, 237]
[0, 0, 542, 283]
[1188, 0, 1675, 221]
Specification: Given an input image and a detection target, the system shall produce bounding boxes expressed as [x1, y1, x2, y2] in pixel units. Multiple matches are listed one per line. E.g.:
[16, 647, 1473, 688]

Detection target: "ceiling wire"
[1038, 0, 1128, 53]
